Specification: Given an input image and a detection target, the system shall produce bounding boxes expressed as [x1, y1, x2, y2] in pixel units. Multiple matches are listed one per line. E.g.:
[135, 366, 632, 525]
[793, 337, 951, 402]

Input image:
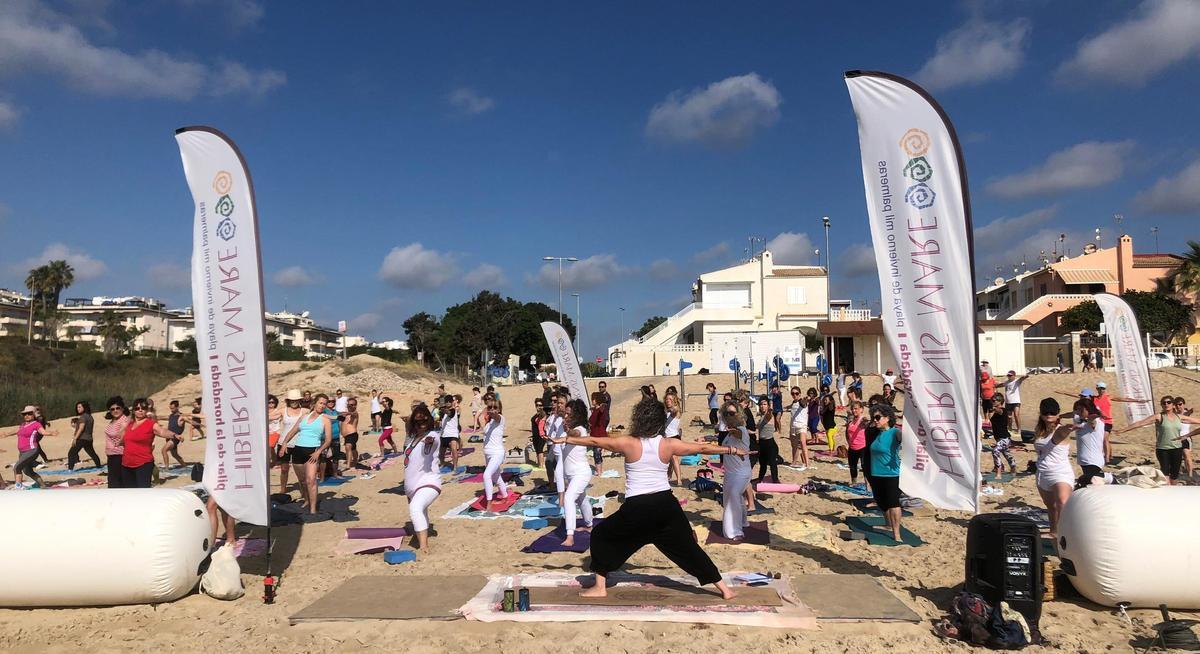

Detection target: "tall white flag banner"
[541, 322, 589, 414]
[1094, 293, 1154, 423]
[845, 71, 981, 512]
[176, 126, 270, 526]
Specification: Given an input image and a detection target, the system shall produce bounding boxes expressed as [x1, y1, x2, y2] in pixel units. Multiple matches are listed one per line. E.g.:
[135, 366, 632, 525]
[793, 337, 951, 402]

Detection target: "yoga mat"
[521, 520, 601, 553]
[849, 497, 913, 517]
[290, 575, 485, 623]
[790, 574, 920, 622]
[458, 447, 476, 456]
[215, 537, 269, 558]
[334, 536, 409, 555]
[982, 471, 1015, 484]
[531, 583, 782, 607]
[844, 516, 924, 547]
[457, 472, 523, 484]
[828, 483, 873, 497]
[345, 527, 408, 539]
[469, 491, 522, 512]
[318, 476, 353, 487]
[703, 520, 770, 546]
[40, 466, 104, 476]
[756, 482, 801, 493]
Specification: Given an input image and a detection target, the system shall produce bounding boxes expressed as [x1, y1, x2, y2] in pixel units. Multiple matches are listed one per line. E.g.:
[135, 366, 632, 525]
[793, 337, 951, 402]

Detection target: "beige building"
[609, 250, 841, 376]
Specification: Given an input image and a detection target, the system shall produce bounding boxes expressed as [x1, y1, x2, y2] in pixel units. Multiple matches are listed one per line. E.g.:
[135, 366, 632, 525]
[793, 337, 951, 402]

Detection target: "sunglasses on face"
[109, 406, 122, 412]
[871, 415, 885, 421]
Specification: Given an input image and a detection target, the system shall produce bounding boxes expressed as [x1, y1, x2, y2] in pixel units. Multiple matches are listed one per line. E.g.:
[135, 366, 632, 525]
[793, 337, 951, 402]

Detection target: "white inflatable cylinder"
[1058, 485, 1200, 609]
[0, 489, 211, 607]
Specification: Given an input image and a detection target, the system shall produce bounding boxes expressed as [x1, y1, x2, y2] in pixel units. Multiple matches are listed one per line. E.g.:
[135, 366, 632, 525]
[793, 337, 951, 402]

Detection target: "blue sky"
[2, 0, 1199, 359]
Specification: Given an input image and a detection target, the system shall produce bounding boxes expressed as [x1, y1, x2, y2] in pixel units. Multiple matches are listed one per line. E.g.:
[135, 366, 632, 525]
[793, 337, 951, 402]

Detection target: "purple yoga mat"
[705, 520, 770, 546]
[345, 527, 409, 539]
[521, 519, 603, 554]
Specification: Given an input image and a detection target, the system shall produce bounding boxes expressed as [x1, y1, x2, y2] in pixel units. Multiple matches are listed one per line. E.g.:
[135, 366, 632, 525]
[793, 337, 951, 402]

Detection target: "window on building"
[787, 286, 806, 305]
[1039, 283, 1047, 295]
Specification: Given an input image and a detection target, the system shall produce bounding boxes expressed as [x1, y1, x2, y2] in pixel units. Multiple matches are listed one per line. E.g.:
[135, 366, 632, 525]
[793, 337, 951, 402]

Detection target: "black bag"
[191, 463, 204, 482]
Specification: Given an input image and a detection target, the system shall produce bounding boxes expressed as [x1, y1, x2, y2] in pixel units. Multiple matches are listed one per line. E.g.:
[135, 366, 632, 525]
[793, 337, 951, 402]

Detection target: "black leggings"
[107, 454, 125, 488]
[14, 450, 43, 486]
[36, 444, 50, 463]
[756, 438, 779, 482]
[1156, 448, 1184, 481]
[848, 447, 867, 483]
[125, 462, 154, 488]
[590, 490, 721, 586]
[68, 440, 102, 469]
[709, 408, 718, 427]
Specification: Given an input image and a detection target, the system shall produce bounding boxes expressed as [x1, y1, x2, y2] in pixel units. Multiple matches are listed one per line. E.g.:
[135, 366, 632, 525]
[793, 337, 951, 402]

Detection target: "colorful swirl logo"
[214, 195, 235, 217]
[899, 128, 930, 157]
[212, 171, 233, 196]
[902, 156, 932, 182]
[215, 218, 236, 241]
[904, 183, 936, 209]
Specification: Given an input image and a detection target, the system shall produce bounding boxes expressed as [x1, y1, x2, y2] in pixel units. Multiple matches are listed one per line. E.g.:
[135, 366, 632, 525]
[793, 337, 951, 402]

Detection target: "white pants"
[553, 446, 566, 494]
[484, 450, 508, 501]
[838, 388, 847, 406]
[722, 473, 750, 539]
[564, 470, 594, 535]
[408, 486, 439, 533]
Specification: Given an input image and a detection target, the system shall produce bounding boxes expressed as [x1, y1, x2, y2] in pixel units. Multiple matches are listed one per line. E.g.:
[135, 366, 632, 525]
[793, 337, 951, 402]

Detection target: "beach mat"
[334, 536, 409, 555]
[829, 483, 873, 497]
[345, 527, 408, 539]
[214, 537, 269, 558]
[460, 572, 815, 627]
[40, 466, 104, 477]
[844, 516, 924, 547]
[289, 575, 484, 623]
[849, 497, 913, 517]
[703, 520, 770, 547]
[457, 472, 524, 484]
[981, 471, 1016, 484]
[318, 476, 354, 487]
[469, 491, 523, 512]
[521, 520, 601, 553]
[790, 574, 920, 622]
[531, 584, 782, 608]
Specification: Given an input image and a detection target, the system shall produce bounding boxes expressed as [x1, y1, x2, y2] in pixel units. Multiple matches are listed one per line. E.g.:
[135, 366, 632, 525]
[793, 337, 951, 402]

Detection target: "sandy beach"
[2, 358, 1199, 653]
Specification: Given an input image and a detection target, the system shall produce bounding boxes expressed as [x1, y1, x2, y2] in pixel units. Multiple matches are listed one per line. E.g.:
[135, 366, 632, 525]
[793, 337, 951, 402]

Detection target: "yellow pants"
[825, 426, 838, 451]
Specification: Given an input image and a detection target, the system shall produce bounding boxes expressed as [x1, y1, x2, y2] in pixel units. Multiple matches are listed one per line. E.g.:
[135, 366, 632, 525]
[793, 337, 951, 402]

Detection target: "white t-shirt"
[664, 413, 681, 438]
[482, 415, 505, 454]
[1075, 417, 1107, 468]
[370, 396, 381, 414]
[790, 401, 808, 430]
[562, 426, 592, 476]
[1003, 379, 1023, 405]
[440, 411, 460, 441]
[883, 373, 897, 387]
[546, 414, 565, 457]
[335, 396, 349, 413]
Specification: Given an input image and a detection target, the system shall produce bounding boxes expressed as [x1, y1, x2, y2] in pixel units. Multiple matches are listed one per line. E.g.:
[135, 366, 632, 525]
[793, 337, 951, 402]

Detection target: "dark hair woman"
[103, 396, 130, 488]
[1117, 395, 1200, 484]
[122, 398, 175, 488]
[754, 396, 781, 484]
[404, 403, 442, 553]
[553, 397, 746, 600]
[865, 405, 903, 542]
[68, 400, 102, 471]
[1034, 398, 1076, 537]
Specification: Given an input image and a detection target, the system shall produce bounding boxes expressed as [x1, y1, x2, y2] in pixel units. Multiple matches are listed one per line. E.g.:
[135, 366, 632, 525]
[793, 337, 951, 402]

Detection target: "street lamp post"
[572, 293, 581, 360]
[823, 216, 831, 321]
[542, 256, 578, 325]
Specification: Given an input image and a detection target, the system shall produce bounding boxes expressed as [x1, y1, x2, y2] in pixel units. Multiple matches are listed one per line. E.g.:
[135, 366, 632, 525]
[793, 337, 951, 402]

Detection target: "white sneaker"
[34, 463, 47, 470]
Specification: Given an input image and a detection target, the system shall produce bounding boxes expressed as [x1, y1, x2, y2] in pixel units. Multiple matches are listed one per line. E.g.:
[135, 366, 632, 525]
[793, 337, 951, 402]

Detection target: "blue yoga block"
[384, 550, 417, 564]
[522, 518, 549, 529]
[522, 506, 561, 518]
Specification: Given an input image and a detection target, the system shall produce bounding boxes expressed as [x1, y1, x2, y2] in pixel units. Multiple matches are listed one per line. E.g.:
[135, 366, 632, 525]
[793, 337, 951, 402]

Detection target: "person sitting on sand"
[1033, 398, 1076, 538]
[555, 396, 745, 600]
[551, 399, 594, 547]
[403, 403, 442, 554]
[866, 405, 904, 542]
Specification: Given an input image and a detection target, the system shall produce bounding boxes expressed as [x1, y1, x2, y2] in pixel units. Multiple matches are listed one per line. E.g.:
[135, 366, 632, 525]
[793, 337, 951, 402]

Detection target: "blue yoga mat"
[40, 466, 104, 476]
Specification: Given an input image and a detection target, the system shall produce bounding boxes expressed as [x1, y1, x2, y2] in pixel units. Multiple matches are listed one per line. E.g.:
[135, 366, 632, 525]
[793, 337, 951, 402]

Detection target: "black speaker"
[965, 513, 1043, 629]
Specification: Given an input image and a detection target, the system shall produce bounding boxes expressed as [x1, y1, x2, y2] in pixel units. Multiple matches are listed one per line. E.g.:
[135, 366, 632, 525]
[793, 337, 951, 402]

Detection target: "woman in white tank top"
[559, 399, 595, 546]
[1032, 398, 1077, 538]
[553, 396, 747, 600]
[276, 391, 306, 496]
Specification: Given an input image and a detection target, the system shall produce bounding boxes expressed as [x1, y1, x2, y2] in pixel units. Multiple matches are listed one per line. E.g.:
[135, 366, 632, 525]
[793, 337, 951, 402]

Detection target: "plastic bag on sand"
[200, 543, 245, 600]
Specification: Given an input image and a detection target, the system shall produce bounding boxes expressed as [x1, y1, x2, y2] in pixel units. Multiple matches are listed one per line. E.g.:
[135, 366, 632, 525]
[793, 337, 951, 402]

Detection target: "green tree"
[1060, 291, 1192, 343]
[580, 361, 606, 377]
[1060, 302, 1103, 333]
[1156, 240, 1200, 298]
[634, 315, 668, 338]
[264, 331, 307, 361]
[401, 312, 440, 359]
[95, 310, 150, 357]
[42, 259, 75, 308]
[23, 265, 49, 345]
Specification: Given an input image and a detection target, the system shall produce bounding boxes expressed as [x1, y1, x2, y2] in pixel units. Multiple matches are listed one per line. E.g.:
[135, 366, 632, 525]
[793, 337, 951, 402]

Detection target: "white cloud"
[913, 18, 1030, 91]
[378, 243, 456, 289]
[973, 206, 1059, 244]
[20, 242, 107, 280]
[272, 265, 317, 288]
[0, 100, 18, 129]
[348, 312, 382, 333]
[0, 1, 285, 100]
[1133, 158, 1200, 214]
[645, 73, 781, 149]
[463, 263, 507, 288]
[1057, 0, 1200, 86]
[692, 241, 730, 263]
[837, 243, 878, 279]
[765, 232, 817, 265]
[147, 262, 190, 291]
[648, 258, 678, 281]
[447, 87, 495, 115]
[531, 254, 629, 291]
[986, 140, 1136, 199]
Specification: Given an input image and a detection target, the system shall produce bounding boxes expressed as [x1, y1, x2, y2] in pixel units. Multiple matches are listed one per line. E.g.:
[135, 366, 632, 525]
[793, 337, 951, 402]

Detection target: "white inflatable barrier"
[1058, 485, 1200, 609]
[0, 489, 211, 607]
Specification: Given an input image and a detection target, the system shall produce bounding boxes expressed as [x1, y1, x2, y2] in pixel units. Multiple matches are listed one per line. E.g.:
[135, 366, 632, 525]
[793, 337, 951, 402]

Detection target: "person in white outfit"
[1033, 397, 1076, 538]
[553, 398, 595, 547]
[557, 396, 745, 599]
[547, 391, 569, 506]
[717, 400, 753, 540]
[401, 403, 442, 553]
[480, 397, 509, 506]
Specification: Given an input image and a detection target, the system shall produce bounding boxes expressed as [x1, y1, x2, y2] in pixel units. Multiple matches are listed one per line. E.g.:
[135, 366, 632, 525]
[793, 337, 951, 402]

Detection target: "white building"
[608, 250, 845, 376]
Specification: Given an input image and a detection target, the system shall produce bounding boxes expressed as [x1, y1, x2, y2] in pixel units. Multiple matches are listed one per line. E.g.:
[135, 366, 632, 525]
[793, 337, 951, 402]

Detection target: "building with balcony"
[0, 289, 36, 339]
[975, 235, 1183, 337]
[608, 250, 836, 376]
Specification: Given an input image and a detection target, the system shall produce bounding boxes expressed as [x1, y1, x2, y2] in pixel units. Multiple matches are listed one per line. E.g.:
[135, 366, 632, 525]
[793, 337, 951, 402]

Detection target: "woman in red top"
[123, 398, 173, 488]
[589, 392, 609, 474]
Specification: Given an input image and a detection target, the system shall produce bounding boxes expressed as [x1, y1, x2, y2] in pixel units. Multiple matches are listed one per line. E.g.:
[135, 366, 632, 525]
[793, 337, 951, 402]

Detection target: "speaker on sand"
[965, 513, 1043, 629]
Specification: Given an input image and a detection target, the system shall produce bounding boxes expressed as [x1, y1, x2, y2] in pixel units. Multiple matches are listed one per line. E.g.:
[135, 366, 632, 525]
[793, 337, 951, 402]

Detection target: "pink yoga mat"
[345, 527, 408, 539]
[755, 482, 801, 493]
[470, 491, 522, 512]
[334, 536, 409, 555]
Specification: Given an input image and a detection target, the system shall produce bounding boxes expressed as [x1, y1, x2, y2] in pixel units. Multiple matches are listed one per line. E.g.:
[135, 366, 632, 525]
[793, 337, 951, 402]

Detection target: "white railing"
[638, 302, 698, 343]
[829, 308, 872, 321]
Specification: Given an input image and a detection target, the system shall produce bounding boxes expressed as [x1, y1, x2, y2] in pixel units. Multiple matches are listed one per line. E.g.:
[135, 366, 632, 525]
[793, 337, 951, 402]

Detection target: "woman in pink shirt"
[845, 401, 869, 486]
[12, 405, 49, 488]
[104, 396, 131, 488]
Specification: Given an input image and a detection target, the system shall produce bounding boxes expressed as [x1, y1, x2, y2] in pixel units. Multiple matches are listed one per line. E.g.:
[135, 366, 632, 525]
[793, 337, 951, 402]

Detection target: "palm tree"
[1164, 241, 1200, 297]
[24, 265, 49, 345]
[42, 259, 75, 308]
